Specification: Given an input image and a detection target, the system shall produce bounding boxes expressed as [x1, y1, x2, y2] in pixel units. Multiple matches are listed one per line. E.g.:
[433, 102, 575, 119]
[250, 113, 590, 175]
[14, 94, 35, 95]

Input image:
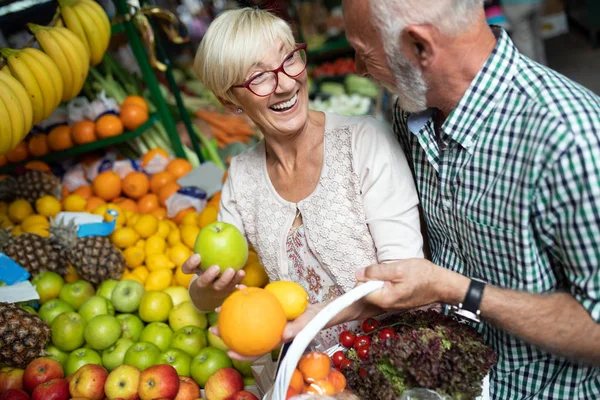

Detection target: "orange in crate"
[158, 182, 180, 206]
[122, 172, 150, 199]
[286, 387, 300, 400]
[151, 207, 167, 220]
[24, 161, 51, 172]
[96, 114, 124, 139]
[166, 158, 192, 178]
[72, 120, 96, 145]
[48, 125, 73, 151]
[137, 193, 159, 213]
[149, 171, 175, 194]
[72, 185, 92, 200]
[28, 134, 49, 157]
[6, 141, 29, 163]
[120, 104, 148, 131]
[93, 171, 122, 201]
[142, 148, 169, 167]
[85, 196, 106, 211]
[114, 197, 138, 213]
[327, 370, 347, 393]
[172, 207, 194, 224]
[290, 369, 304, 392]
[298, 351, 331, 383]
[122, 95, 149, 113]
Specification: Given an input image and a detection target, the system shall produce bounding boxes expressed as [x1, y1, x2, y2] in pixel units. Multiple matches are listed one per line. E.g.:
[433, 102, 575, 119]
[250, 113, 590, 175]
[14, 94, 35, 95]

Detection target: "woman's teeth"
[270, 93, 298, 111]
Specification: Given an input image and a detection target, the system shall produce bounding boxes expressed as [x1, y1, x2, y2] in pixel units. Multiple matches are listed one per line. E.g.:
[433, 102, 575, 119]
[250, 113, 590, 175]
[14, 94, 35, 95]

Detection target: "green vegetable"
[345, 74, 380, 99]
[319, 82, 346, 96]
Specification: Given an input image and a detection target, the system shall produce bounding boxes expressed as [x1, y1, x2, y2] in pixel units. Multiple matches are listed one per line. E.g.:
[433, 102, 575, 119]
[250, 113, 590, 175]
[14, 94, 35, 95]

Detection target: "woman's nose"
[275, 70, 297, 93]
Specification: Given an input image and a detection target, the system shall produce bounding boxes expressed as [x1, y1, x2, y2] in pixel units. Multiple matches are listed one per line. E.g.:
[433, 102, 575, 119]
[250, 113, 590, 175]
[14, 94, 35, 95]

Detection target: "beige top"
[218, 112, 424, 292]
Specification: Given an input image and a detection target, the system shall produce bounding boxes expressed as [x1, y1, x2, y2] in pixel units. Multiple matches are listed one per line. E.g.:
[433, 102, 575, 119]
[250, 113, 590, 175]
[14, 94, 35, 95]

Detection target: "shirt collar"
[407, 27, 519, 153]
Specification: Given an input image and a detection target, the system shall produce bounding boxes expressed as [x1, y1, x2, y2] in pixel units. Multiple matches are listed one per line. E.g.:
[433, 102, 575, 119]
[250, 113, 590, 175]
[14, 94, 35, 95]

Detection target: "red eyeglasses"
[231, 44, 308, 97]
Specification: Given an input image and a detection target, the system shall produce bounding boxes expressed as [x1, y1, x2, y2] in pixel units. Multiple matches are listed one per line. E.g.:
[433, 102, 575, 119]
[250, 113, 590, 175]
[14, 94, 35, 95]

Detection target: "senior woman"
[184, 7, 423, 352]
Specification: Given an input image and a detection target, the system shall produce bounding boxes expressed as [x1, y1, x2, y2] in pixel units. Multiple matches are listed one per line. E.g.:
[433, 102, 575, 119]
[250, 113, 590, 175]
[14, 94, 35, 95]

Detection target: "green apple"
[123, 341, 160, 371]
[45, 344, 69, 368]
[194, 222, 248, 273]
[78, 296, 115, 322]
[156, 348, 192, 377]
[232, 359, 254, 378]
[116, 313, 144, 341]
[102, 338, 135, 371]
[138, 291, 172, 323]
[168, 301, 207, 331]
[96, 279, 118, 300]
[32, 271, 64, 304]
[190, 346, 232, 387]
[162, 286, 191, 307]
[64, 347, 102, 376]
[51, 311, 86, 351]
[39, 298, 74, 325]
[243, 376, 256, 386]
[59, 280, 95, 310]
[111, 280, 145, 313]
[171, 326, 207, 357]
[207, 329, 229, 352]
[140, 322, 173, 352]
[207, 311, 219, 327]
[84, 314, 121, 350]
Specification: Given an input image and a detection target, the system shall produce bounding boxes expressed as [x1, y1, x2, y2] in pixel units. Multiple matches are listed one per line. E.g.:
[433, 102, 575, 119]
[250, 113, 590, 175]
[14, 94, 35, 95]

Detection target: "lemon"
[145, 268, 173, 291]
[111, 227, 140, 249]
[169, 243, 192, 267]
[167, 229, 181, 246]
[180, 212, 198, 226]
[0, 215, 13, 228]
[145, 235, 166, 256]
[135, 239, 146, 248]
[175, 265, 193, 287]
[123, 246, 145, 268]
[122, 270, 144, 285]
[93, 204, 108, 216]
[10, 226, 23, 236]
[123, 210, 134, 222]
[166, 219, 178, 231]
[134, 214, 158, 238]
[264, 281, 308, 320]
[8, 200, 34, 224]
[127, 213, 140, 228]
[246, 250, 259, 265]
[241, 261, 270, 288]
[63, 194, 87, 212]
[132, 266, 149, 283]
[21, 214, 49, 230]
[0, 202, 7, 215]
[64, 264, 80, 283]
[180, 225, 200, 249]
[156, 221, 170, 239]
[146, 253, 175, 271]
[35, 195, 61, 217]
[22, 224, 50, 237]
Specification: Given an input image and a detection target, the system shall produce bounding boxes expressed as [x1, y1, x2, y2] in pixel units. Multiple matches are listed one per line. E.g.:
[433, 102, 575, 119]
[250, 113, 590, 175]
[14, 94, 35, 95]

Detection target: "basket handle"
[272, 280, 385, 400]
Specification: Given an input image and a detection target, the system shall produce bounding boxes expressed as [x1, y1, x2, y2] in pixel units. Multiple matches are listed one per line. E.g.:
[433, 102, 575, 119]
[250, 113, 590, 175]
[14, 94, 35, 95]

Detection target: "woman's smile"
[269, 91, 299, 113]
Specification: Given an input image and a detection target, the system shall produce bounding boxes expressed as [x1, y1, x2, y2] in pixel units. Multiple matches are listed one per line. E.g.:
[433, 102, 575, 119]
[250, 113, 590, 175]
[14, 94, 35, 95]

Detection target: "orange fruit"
[158, 182, 180, 207]
[306, 380, 335, 395]
[327, 370, 346, 393]
[122, 172, 150, 199]
[208, 191, 221, 208]
[298, 351, 331, 383]
[286, 387, 300, 400]
[290, 369, 304, 392]
[61, 186, 69, 200]
[48, 125, 73, 151]
[93, 171, 122, 201]
[150, 207, 167, 220]
[122, 95, 149, 113]
[72, 185, 92, 200]
[149, 171, 175, 194]
[197, 206, 218, 228]
[5, 141, 29, 163]
[72, 120, 97, 144]
[96, 114, 124, 139]
[0, 155, 6, 166]
[172, 207, 194, 225]
[120, 104, 149, 131]
[85, 196, 106, 211]
[166, 158, 192, 178]
[137, 193, 159, 214]
[218, 287, 287, 357]
[114, 197, 138, 213]
[28, 134, 49, 157]
[142, 148, 169, 167]
[24, 161, 51, 172]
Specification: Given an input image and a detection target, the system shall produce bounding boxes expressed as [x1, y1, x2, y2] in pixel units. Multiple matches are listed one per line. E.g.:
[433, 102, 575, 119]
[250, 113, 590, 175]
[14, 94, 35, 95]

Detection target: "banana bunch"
[0, 68, 34, 155]
[29, 24, 90, 102]
[0, 47, 63, 126]
[58, 0, 111, 66]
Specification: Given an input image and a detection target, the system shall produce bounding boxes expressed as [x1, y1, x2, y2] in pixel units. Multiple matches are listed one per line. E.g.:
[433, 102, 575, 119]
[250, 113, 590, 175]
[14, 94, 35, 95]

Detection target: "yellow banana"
[59, 3, 90, 56]
[0, 90, 14, 155]
[1, 49, 45, 125]
[22, 48, 64, 110]
[55, 26, 90, 75]
[50, 27, 87, 99]
[78, 2, 110, 55]
[17, 50, 58, 119]
[0, 65, 10, 75]
[0, 80, 24, 149]
[0, 70, 33, 141]
[81, 0, 111, 42]
[71, 2, 105, 65]
[29, 24, 74, 102]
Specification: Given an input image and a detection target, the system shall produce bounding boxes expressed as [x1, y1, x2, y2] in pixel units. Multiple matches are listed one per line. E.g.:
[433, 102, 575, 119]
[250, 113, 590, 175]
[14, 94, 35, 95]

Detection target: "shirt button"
[442, 199, 451, 209]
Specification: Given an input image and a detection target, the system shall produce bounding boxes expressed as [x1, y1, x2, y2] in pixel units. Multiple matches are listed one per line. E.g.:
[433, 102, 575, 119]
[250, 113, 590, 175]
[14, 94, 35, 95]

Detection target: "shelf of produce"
[307, 38, 354, 62]
[0, 114, 158, 174]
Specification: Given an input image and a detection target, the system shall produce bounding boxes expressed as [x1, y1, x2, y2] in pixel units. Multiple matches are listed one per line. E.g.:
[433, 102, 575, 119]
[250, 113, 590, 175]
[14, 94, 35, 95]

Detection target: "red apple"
[173, 376, 200, 400]
[31, 378, 69, 400]
[138, 365, 179, 400]
[69, 364, 108, 400]
[203, 368, 243, 400]
[104, 364, 140, 400]
[23, 357, 64, 393]
[229, 390, 259, 400]
[0, 367, 24, 391]
[0, 388, 29, 400]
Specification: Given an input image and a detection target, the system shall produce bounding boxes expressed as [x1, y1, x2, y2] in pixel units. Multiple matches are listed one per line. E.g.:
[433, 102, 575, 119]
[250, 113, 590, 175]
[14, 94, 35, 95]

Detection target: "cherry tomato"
[339, 330, 356, 348]
[339, 359, 353, 370]
[378, 328, 396, 341]
[353, 335, 371, 350]
[331, 350, 346, 368]
[357, 345, 370, 360]
[361, 318, 380, 334]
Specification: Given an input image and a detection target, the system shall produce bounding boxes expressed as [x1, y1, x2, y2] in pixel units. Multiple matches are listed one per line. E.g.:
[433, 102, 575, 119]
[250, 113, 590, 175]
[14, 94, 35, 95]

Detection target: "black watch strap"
[450, 278, 486, 323]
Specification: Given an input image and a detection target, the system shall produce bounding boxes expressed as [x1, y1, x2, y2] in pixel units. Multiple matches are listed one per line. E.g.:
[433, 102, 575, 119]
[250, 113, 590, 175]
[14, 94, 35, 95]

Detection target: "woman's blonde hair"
[193, 7, 296, 104]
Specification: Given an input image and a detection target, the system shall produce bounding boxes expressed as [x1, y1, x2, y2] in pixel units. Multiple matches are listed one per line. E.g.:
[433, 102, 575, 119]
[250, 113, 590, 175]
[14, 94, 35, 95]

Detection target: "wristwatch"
[450, 278, 486, 323]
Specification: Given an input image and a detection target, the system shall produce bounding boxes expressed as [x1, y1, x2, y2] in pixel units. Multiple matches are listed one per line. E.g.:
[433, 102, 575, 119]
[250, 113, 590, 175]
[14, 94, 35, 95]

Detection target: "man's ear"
[217, 96, 240, 115]
[401, 25, 436, 69]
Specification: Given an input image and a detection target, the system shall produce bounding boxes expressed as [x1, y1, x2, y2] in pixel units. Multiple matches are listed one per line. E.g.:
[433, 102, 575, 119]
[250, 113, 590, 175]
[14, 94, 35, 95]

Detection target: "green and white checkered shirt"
[393, 28, 600, 399]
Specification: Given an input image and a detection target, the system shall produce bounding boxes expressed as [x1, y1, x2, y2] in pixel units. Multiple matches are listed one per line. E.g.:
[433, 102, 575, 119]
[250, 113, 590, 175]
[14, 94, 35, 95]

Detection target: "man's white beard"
[387, 47, 429, 113]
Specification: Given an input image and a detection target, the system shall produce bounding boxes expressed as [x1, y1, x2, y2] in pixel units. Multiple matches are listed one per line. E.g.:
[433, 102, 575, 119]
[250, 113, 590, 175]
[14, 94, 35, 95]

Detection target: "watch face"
[450, 306, 481, 324]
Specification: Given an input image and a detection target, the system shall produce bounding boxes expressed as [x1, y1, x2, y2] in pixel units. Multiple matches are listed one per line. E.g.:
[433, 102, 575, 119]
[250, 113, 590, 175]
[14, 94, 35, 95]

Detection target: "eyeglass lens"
[249, 49, 307, 96]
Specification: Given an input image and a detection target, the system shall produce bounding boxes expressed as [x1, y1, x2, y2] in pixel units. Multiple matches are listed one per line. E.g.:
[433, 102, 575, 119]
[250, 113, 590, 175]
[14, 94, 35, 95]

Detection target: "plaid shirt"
[393, 28, 600, 399]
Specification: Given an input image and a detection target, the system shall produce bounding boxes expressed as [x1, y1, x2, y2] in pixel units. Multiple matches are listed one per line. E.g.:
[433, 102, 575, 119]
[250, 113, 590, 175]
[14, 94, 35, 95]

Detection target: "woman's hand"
[182, 254, 246, 295]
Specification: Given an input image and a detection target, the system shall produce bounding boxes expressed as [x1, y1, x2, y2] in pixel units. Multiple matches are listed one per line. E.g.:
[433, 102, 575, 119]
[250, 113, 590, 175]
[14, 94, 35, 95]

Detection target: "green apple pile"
[30, 271, 257, 391]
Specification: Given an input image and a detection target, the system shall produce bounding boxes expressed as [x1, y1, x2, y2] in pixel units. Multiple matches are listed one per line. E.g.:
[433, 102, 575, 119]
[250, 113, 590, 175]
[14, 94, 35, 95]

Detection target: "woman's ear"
[217, 96, 241, 115]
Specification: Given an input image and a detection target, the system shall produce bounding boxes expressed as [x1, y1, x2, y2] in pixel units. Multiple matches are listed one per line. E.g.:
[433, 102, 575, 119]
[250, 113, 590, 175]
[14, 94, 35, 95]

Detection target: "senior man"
[340, 0, 600, 398]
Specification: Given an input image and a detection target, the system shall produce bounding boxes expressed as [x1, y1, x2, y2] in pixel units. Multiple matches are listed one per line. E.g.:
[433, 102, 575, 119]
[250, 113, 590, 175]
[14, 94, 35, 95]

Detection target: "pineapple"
[0, 302, 51, 368]
[0, 170, 62, 204]
[0, 230, 69, 277]
[50, 220, 126, 285]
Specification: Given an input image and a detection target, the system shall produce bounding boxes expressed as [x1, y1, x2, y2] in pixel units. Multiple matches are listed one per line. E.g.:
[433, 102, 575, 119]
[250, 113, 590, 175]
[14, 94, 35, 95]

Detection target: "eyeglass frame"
[230, 43, 308, 97]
